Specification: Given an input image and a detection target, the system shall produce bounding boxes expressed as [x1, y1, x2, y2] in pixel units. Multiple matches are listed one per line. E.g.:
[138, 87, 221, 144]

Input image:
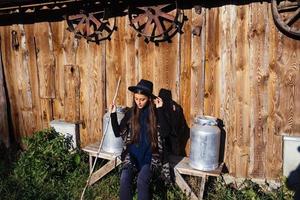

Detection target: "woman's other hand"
[109, 104, 116, 113]
[154, 97, 163, 108]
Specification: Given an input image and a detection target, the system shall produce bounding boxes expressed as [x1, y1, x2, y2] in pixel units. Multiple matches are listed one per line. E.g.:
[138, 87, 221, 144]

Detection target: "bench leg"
[89, 155, 93, 174]
[89, 158, 122, 186]
[174, 169, 198, 200]
[198, 175, 206, 200]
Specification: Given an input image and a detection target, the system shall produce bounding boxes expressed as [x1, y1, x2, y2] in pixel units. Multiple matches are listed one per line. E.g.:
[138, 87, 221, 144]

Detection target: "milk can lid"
[105, 105, 126, 113]
[194, 115, 218, 126]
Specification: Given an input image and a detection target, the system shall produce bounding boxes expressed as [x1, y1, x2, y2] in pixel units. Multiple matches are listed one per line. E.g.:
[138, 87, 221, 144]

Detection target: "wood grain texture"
[219, 6, 237, 176]
[106, 17, 127, 107]
[51, 21, 72, 120]
[64, 64, 80, 122]
[77, 39, 105, 147]
[34, 22, 56, 99]
[264, 6, 282, 179]
[204, 8, 220, 117]
[0, 35, 10, 147]
[234, 5, 250, 178]
[190, 8, 205, 121]
[136, 36, 155, 87]
[24, 24, 43, 134]
[124, 17, 138, 106]
[153, 33, 179, 101]
[248, 2, 269, 178]
[180, 9, 192, 123]
[0, 25, 32, 140]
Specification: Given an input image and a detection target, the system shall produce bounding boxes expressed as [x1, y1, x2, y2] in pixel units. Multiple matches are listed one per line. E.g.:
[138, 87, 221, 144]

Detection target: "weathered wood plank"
[190, 8, 205, 122]
[264, 6, 282, 179]
[204, 8, 220, 117]
[220, 6, 234, 174]
[24, 24, 43, 133]
[106, 17, 127, 107]
[40, 98, 53, 129]
[180, 9, 192, 124]
[0, 35, 10, 147]
[124, 18, 138, 106]
[278, 32, 300, 135]
[175, 157, 223, 177]
[0, 25, 31, 141]
[77, 39, 90, 147]
[0, 26, 19, 142]
[88, 42, 106, 145]
[51, 21, 73, 120]
[34, 22, 56, 128]
[64, 64, 80, 122]
[234, 5, 250, 178]
[179, 9, 192, 155]
[18, 24, 36, 136]
[76, 38, 105, 147]
[136, 35, 155, 86]
[153, 34, 179, 101]
[34, 22, 55, 99]
[188, 7, 206, 155]
[249, 2, 270, 178]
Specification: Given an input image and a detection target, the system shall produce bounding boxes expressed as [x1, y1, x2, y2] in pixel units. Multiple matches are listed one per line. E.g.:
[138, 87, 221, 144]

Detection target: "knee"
[137, 174, 150, 188]
[120, 169, 132, 186]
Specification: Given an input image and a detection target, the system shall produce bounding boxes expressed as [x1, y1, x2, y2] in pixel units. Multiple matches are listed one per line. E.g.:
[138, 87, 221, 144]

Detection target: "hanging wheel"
[271, 0, 300, 38]
[128, 1, 184, 42]
[66, 8, 116, 42]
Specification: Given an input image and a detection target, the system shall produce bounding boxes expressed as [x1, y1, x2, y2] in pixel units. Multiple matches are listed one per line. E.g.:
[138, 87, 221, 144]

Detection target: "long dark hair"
[130, 95, 158, 151]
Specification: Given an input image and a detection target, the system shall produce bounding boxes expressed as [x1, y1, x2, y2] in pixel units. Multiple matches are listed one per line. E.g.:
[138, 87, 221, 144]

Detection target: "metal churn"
[189, 115, 221, 171]
[101, 106, 125, 155]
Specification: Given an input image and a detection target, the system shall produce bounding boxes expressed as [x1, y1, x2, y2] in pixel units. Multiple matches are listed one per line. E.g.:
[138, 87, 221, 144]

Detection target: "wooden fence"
[0, 2, 299, 179]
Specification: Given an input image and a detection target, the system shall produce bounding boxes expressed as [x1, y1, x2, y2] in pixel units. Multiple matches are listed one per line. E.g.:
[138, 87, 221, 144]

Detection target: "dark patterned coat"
[110, 107, 171, 182]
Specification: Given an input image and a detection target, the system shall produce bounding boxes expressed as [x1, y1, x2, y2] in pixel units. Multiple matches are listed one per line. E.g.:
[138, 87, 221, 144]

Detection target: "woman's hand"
[109, 104, 116, 113]
[154, 97, 163, 108]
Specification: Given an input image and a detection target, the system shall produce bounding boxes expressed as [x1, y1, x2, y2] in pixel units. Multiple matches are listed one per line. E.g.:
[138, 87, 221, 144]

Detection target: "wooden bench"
[83, 142, 223, 199]
[82, 142, 122, 186]
[172, 156, 223, 200]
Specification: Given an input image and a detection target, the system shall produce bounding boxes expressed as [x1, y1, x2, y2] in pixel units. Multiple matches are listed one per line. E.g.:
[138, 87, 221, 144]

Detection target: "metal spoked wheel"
[66, 8, 116, 42]
[128, 1, 185, 43]
[271, 0, 300, 38]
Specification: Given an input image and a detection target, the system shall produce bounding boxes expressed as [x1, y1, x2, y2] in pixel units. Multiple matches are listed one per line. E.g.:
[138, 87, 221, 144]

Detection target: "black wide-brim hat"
[128, 79, 157, 99]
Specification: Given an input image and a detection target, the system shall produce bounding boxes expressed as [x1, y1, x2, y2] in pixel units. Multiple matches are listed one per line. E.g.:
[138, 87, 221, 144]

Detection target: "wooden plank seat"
[82, 142, 122, 186]
[171, 156, 224, 200]
[83, 142, 223, 199]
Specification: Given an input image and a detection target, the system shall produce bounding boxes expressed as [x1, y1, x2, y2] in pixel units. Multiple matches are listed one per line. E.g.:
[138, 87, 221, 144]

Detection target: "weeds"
[205, 177, 295, 200]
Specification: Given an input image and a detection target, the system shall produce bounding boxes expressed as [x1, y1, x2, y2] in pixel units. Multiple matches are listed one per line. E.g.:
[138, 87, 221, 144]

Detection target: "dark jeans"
[120, 164, 152, 200]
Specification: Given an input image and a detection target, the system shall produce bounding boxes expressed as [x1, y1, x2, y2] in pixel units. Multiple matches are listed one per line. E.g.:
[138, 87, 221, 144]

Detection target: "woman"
[109, 79, 170, 200]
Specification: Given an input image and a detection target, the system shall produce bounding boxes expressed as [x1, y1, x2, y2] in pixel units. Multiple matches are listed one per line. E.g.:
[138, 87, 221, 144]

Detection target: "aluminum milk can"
[101, 106, 125, 155]
[189, 115, 221, 171]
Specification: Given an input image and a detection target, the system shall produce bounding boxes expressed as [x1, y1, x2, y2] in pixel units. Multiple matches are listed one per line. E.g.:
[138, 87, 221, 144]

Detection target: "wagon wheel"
[128, 1, 185, 43]
[271, 0, 300, 38]
[66, 9, 116, 42]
